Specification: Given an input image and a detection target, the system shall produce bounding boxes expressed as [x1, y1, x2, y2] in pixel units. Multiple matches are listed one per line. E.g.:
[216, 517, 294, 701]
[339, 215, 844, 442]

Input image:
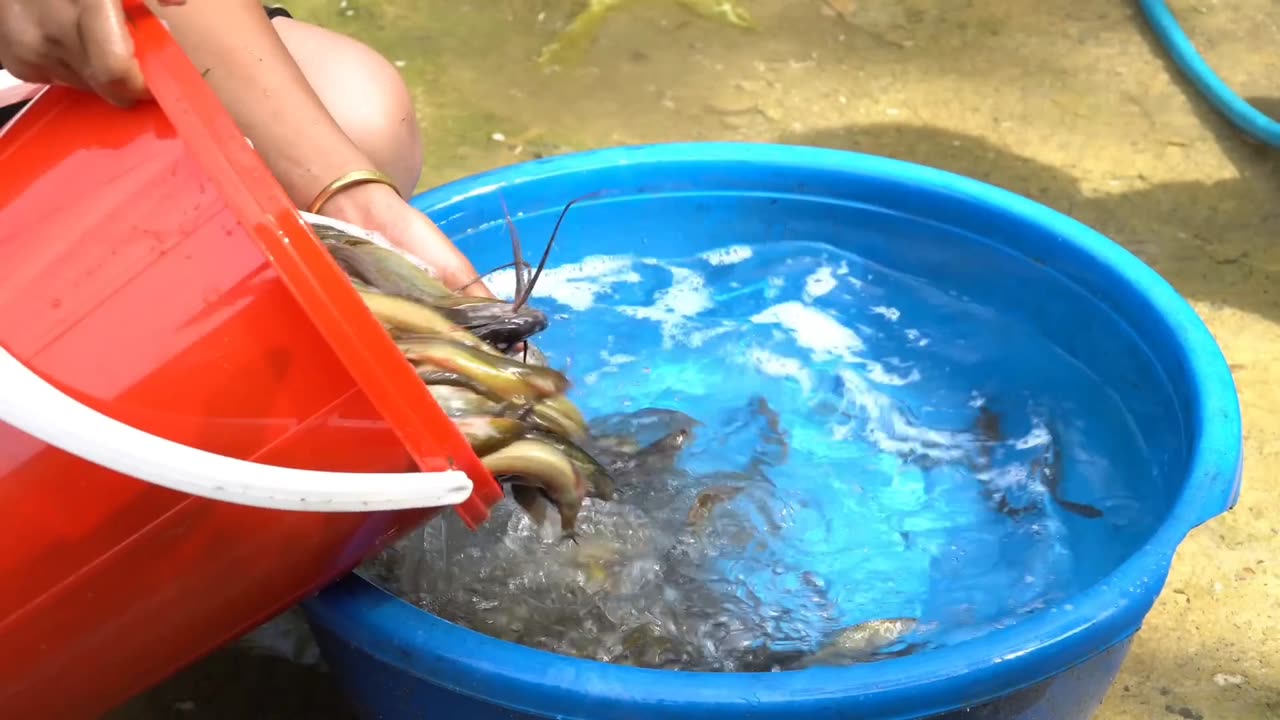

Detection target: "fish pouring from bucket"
[360, 227, 1151, 674]
[307, 201, 618, 541]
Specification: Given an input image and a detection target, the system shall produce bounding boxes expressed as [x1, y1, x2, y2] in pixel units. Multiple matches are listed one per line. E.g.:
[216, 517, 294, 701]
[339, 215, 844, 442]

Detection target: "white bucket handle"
[0, 70, 43, 108]
[0, 346, 473, 513]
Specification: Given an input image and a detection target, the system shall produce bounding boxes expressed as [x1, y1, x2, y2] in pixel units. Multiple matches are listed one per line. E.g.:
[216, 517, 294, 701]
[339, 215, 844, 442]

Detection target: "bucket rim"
[306, 141, 1242, 719]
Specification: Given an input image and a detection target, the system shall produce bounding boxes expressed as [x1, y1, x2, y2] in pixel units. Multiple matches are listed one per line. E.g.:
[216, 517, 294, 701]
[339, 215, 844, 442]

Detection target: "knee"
[272, 18, 424, 196]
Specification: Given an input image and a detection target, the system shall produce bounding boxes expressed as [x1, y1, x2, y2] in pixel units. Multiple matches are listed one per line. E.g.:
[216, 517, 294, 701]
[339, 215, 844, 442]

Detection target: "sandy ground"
[114, 0, 1279, 717]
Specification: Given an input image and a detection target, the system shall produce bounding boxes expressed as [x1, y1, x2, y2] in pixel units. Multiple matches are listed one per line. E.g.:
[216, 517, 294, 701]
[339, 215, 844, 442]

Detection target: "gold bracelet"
[306, 169, 399, 214]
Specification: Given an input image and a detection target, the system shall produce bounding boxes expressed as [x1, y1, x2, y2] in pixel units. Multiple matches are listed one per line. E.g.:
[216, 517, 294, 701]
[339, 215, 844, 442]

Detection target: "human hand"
[0, 0, 187, 108]
[320, 182, 498, 299]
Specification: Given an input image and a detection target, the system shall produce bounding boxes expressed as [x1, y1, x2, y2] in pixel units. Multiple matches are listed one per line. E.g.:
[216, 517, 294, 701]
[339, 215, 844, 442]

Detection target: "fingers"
[77, 0, 147, 107]
[0, 0, 149, 108]
[0, 20, 87, 92]
[47, 57, 92, 92]
[0, 2, 53, 85]
[0, 58, 50, 87]
[321, 186, 499, 300]
[403, 215, 497, 299]
[444, 257, 497, 300]
[459, 278, 498, 300]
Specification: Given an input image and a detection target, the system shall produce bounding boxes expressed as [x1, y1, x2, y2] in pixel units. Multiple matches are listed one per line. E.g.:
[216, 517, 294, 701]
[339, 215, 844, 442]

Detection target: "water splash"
[363, 240, 1154, 671]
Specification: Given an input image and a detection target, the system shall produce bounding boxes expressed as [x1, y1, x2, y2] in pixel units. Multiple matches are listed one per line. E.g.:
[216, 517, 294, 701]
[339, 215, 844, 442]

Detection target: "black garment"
[1, 4, 292, 126]
[0, 99, 21, 126]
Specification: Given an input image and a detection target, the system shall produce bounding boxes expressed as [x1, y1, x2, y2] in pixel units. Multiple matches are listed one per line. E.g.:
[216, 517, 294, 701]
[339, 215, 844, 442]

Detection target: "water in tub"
[362, 240, 1157, 671]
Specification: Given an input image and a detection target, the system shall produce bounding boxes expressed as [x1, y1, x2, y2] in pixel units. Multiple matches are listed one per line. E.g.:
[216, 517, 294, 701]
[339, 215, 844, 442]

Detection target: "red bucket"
[0, 5, 502, 717]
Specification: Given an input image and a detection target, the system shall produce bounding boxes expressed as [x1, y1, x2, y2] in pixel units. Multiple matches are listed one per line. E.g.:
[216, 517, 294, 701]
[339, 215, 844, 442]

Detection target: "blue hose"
[1138, 0, 1280, 147]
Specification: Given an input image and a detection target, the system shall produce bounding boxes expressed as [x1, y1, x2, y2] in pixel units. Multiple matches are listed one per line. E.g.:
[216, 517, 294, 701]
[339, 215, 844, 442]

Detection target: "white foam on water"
[485, 254, 642, 311]
[617, 265, 715, 348]
[853, 359, 921, 386]
[686, 324, 736, 348]
[802, 266, 838, 301]
[584, 350, 639, 386]
[905, 328, 930, 347]
[871, 306, 901, 322]
[1015, 424, 1053, 450]
[745, 347, 814, 395]
[831, 368, 967, 460]
[764, 276, 786, 300]
[700, 245, 754, 266]
[374, 238, 1115, 673]
[750, 301, 865, 362]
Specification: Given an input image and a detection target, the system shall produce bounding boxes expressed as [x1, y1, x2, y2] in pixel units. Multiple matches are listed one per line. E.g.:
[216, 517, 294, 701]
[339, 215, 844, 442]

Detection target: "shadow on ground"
[768, 3, 1280, 324]
[106, 644, 356, 720]
[777, 120, 1280, 325]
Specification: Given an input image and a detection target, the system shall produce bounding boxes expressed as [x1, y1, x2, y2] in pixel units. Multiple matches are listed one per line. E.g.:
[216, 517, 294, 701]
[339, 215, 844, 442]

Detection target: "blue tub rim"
[304, 142, 1243, 720]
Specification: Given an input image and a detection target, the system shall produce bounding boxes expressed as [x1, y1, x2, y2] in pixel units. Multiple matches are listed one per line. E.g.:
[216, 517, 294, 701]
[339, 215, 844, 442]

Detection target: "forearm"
[145, 0, 490, 296]
[147, 0, 371, 207]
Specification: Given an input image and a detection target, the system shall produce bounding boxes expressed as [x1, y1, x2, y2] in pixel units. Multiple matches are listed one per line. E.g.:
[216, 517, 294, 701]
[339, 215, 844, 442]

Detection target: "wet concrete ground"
[115, 1, 1279, 717]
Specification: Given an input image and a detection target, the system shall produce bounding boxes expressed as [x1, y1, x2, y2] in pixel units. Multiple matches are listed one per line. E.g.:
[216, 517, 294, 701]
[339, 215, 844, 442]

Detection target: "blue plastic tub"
[302, 142, 1242, 720]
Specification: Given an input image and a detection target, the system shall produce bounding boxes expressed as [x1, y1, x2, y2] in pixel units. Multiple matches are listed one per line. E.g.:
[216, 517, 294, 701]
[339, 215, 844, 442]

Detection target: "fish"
[523, 429, 617, 501]
[607, 426, 695, 474]
[421, 372, 586, 443]
[452, 416, 526, 457]
[483, 439, 588, 540]
[316, 207, 556, 349]
[731, 617, 923, 673]
[429, 295, 515, 311]
[795, 617, 920, 668]
[1036, 423, 1104, 520]
[974, 406, 1103, 520]
[401, 336, 571, 403]
[426, 384, 503, 418]
[586, 431, 641, 459]
[578, 409, 699, 484]
[349, 277, 381, 294]
[971, 405, 1002, 472]
[328, 241, 456, 306]
[426, 295, 551, 349]
[415, 367, 494, 396]
[588, 407, 701, 440]
[512, 341, 549, 368]
[470, 314, 553, 350]
[616, 623, 687, 670]
[509, 484, 548, 527]
[312, 224, 374, 248]
[511, 394, 589, 443]
[327, 214, 549, 353]
[357, 291, 492, 351]
[968, 406, 1042, 520]
[314, 201, 608, 543]
[751, 396, 788, 460]
[686, 484, 745, 527]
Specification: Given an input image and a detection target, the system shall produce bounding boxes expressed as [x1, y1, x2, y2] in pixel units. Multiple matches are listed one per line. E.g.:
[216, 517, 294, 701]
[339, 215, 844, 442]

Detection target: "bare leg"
[270, 17, 424, 197]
